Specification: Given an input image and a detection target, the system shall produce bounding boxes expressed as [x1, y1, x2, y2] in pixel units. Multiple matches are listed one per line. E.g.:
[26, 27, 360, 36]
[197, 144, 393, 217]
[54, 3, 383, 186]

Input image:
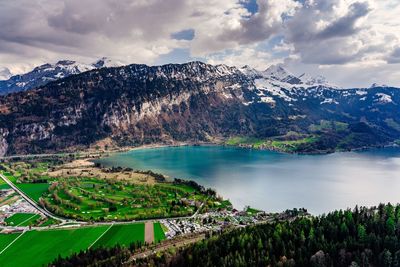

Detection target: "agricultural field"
[15, 183, 49, 202]
[153, 222, 166, 243]
[0, 233, 20, 252]
[92, 223, 145, 248]
[4, 213, 41, 227]
[0, 179, 10, 190]
[0, 222, 150, 267]
[225, 135, 320, 152]
[41, 177, 211, 221]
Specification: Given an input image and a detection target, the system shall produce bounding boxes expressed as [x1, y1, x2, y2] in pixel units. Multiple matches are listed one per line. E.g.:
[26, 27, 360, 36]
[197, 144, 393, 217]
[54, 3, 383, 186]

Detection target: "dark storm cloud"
[285, 0, 373, 65]
[387, 47, 400, 64]
[316, 2, 371, 40]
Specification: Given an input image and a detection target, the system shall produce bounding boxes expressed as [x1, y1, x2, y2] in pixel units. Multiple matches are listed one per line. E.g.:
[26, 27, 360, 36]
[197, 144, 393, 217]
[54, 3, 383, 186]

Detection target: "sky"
[0, 0, 399, 88]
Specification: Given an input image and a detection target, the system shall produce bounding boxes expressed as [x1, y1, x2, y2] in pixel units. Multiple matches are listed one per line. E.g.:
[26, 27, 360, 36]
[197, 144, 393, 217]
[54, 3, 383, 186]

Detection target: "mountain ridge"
[0, 61, 399, 156]
[0, 57, 122, 95]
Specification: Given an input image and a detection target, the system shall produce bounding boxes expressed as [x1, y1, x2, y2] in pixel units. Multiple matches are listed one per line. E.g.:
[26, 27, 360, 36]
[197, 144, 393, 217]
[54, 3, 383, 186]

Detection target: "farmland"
[4, 213, 41, 227]
[15, 183, 49, 202]
[153, 222, 166, 243]
[92, 223, 145, 248]
[0, 222, 150, 267]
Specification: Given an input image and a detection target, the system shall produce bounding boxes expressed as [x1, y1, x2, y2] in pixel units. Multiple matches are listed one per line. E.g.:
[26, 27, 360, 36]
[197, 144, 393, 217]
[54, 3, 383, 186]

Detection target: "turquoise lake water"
[95, 146, 400, 214]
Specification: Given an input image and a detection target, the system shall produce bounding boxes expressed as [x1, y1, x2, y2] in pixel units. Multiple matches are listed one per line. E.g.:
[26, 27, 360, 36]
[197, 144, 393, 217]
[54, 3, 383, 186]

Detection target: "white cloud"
[0, 0, 398, 87]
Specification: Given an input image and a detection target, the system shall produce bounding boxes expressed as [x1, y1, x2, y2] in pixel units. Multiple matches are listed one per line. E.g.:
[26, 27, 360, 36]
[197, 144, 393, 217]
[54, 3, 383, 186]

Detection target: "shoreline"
[1, 139, 399, 161]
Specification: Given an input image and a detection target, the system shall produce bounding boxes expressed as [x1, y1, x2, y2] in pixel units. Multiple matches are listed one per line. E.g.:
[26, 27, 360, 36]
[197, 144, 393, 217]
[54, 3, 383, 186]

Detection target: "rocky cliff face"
[0, 61, 399, 156]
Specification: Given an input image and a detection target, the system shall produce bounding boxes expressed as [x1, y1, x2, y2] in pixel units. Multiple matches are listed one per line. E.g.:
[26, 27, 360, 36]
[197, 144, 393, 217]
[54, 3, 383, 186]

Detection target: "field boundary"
[145, 222, 154, 244]
[88, 224, 113, 249]
[16, 214, 38, 227]
[0, 231, 25, 255]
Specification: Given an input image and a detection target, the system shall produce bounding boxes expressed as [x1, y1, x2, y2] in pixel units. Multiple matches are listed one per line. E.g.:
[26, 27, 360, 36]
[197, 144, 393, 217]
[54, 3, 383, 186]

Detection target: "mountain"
[0, 61, 399, 156]
[0, 57, 122, 95]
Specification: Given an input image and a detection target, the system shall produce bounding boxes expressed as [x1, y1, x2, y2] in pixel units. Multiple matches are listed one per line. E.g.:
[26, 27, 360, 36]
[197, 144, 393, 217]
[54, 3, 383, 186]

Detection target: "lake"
[95, 145, 400, 214]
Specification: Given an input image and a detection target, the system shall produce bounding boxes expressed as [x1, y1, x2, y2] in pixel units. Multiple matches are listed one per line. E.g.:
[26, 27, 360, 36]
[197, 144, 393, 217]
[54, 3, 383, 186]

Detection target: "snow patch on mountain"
[320, 98, 339, 105]
[370, 83, 388, 88]
[375, 93, 393, 104]
[254, 78, 295, 102]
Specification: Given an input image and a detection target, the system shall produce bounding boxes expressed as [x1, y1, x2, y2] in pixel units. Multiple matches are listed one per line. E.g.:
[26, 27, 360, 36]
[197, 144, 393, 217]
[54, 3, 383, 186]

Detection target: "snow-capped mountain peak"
[370, 83, 388, 88]
[0, 57, 124, 95]
[298, 73, 338, 88]
[264, 65, 290, 80]
[92, 57, 123, 68]
[262, 64, 301, 85]
[239, 65, 262, 78]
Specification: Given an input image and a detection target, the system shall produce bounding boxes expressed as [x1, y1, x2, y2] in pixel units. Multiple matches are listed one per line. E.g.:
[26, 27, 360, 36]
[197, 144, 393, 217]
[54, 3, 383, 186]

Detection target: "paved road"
[0, 173, 67, 223]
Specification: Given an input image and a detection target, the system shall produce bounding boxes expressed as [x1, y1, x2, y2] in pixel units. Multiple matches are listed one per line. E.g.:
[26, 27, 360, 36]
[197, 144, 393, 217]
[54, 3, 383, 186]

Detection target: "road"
[0, 173, 67, 223]
[127, 233, 206, 262]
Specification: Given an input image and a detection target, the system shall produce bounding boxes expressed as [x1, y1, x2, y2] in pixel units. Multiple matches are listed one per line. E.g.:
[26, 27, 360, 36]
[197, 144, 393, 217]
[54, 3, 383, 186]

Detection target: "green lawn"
[0, 233, 21, 252]
[93, 223, 145, 248]
[16, 183, 49, 202]
[5, 213, 39, 226]
[153, 222, 166, 243]
[0, 223, 146, 266]
[0, 181, 10, 190]
[39, 218, 60, 227]
[1, 172, 17, 183]
[0, 226, 109, 267]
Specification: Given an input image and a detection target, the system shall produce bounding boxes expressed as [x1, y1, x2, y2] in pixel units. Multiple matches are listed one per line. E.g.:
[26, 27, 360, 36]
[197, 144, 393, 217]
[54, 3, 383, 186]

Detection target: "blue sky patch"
[171, 29, 195, 41]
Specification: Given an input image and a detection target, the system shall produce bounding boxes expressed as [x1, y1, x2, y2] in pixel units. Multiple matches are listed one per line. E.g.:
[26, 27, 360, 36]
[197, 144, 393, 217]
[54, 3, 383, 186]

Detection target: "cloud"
[217, 0, 300, 44]
[316, 2, 371, 40]
[387, 47, 400, 64]
[0, 0, 398, 87]
[205, 46, 281, 69]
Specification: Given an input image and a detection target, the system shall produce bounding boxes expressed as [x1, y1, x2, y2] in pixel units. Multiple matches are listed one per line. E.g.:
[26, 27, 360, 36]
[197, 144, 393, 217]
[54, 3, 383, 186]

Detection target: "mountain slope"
[0, 61, 399, 156]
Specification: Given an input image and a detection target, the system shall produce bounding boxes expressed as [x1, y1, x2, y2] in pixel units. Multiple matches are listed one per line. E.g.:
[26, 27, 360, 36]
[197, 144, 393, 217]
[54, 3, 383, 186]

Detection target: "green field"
[93, 223, 145, 248]
[226, 135, 320, 152]
[0, 233, 21, 252]
[39, 218, 60, 227]
[4, 213, 40, 227]
[0, 223, 145, 267]
[2, 172, 17, 183]
[16, 183, 49, 202]
[0, 180, 10, 190]
[153, 222, 166, 243]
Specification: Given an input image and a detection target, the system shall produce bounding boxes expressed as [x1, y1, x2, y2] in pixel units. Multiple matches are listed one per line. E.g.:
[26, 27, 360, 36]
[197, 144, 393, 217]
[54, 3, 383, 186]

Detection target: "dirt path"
[127, 233, 206, 262]
[144, 222, 154, 244]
